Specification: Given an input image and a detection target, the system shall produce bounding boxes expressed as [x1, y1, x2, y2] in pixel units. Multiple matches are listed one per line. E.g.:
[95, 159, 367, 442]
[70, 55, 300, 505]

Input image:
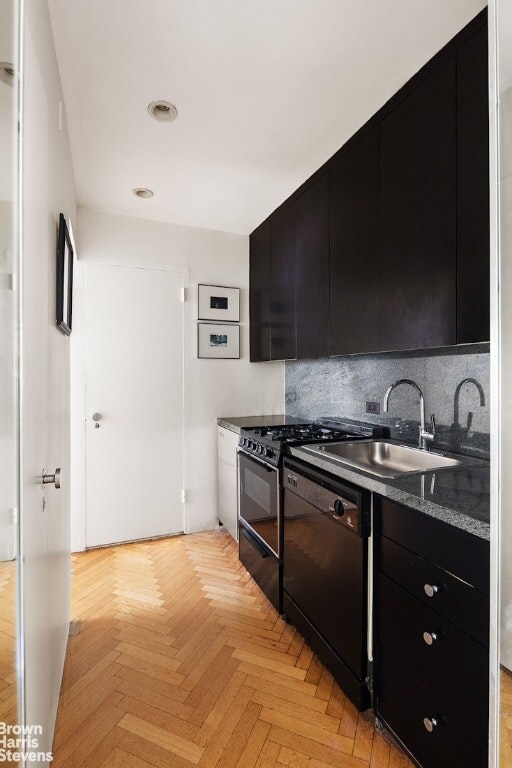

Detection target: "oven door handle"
[239, 450, 276, 473]
[240, 527, 270, 558]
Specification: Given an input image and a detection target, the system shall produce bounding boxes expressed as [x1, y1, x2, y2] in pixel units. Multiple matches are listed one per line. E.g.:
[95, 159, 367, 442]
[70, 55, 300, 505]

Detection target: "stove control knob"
[257, 445, 264, 455]
[333, 499, 345, 517]
[265, 447, 274, 459]
[240, 438, 246, 448]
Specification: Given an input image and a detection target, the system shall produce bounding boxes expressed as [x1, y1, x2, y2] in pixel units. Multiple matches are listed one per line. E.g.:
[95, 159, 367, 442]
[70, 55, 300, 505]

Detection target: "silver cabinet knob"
[42, 468, 61, 489]
[423, 717, 438, 733]
[424, 583, 439, 598]
[423, 631, 438, 646]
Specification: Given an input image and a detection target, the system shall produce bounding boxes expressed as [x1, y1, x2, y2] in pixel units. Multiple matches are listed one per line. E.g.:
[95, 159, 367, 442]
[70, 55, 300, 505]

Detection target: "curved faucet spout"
[384, 379, 423, 412]
[453, 377, 486, 439]
[383, 378, 435, 451]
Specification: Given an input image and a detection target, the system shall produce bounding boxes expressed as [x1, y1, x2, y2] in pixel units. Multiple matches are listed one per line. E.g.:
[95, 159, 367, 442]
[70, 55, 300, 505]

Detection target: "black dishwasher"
[283, 456, 371, 710]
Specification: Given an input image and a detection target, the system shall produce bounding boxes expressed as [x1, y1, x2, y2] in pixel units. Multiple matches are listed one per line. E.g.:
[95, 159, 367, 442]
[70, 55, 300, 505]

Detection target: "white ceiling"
[48, 0, 486, 235]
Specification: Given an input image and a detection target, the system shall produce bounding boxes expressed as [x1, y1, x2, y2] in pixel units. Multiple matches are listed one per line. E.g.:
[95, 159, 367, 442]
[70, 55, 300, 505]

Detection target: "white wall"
[0, 201, 16, 562]
[71, 208, 284, 550]
[22, 0, 76, 751]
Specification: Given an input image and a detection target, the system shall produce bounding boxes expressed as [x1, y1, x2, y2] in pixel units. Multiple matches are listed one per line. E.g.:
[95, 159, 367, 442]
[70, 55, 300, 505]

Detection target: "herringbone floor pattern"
[500, 668, 512, 766]
[0, 561, 17, 725]
[52, 531, 413, 768]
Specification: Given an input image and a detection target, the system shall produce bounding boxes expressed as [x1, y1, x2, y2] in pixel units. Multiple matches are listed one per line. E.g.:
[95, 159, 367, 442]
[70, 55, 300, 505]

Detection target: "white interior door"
[85, 263, 184, 547]
[21, 19, 73, 760]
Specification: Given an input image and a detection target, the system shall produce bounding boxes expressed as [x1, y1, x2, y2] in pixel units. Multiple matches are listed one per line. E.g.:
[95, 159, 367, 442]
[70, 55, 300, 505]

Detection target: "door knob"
[42, 468, 61, 489]
[92, 413, 102, 429]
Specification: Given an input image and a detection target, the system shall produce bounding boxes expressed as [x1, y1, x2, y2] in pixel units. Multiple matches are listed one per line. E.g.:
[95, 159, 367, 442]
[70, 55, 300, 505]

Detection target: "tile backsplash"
[285, 344, 490, 458]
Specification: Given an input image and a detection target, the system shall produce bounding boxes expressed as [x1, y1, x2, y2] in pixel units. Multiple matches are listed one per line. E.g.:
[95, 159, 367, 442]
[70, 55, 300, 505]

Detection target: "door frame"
[71, 261, 187, 551]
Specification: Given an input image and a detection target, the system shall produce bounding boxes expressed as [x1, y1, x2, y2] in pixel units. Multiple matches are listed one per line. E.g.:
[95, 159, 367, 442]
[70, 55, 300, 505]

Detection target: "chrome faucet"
[453, 377, 485, 440]
[383, 379, 435, 450]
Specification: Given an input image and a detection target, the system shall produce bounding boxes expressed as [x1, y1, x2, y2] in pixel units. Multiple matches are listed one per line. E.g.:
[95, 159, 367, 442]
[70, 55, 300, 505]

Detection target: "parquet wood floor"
[52, 531, 414, 768]
[500, 667, 512, 766]
[0, 560, 18, 726]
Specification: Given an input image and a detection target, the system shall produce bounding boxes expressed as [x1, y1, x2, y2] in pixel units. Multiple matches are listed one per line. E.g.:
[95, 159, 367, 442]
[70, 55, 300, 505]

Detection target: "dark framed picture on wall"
[198, 323, 240, 359]
[198, 284, 240, 322]
[56, 213, 74, 335]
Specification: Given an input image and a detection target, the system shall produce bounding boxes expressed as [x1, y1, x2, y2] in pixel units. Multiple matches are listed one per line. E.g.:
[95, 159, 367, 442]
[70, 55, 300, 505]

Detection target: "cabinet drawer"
[376, 661, 488, 768]
[375, 496, 489, 596]
[239, 526, 280, 613]
[376, 573, 488, 739]
[377, 535, 488, 646]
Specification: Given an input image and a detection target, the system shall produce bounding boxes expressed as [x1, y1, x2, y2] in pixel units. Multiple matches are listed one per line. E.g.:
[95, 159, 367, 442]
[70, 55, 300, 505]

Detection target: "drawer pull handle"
[424, 583, 439, 598]
[423, 631, 438, 646]
[423, 717, 438, 733]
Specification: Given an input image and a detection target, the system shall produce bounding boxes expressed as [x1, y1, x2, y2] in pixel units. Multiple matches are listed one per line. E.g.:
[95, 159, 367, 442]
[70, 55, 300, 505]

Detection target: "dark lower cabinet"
[377, 658, 488, 768]
[270, 203, 297, 360]
[374, 496, 489, 768]
[249, 221, 271, 362]
[379, 57, 457, 352]
[456, 24, 490, 344]
[330, 128, 379, 355]
[296, 173, 330, 359]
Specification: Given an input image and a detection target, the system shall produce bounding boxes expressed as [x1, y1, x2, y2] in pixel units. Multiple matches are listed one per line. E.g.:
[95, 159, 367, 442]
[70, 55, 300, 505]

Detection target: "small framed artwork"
[198, 323, 240, 359]
[198, 284, 240, 322]
[56, 213, 74, 335]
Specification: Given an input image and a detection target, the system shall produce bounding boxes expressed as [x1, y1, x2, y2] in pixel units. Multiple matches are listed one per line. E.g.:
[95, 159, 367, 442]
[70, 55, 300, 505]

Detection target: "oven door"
[238, 451, 280, 557]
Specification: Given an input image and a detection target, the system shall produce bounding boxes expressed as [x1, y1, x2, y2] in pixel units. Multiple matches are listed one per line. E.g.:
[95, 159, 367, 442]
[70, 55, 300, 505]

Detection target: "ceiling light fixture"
[147, 100, 178, 122]
[132, 187, 154, 199]
[0, 63, 15, 87]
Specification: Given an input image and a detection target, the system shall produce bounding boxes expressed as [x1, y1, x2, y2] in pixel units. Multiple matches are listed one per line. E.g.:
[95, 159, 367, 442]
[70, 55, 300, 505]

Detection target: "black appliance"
[237, 418, 384, 614]
[283, 456, 371, 710]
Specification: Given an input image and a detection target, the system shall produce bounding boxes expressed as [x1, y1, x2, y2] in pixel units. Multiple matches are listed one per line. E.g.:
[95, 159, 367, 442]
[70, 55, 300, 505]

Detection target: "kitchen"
[0, 3, 510, 764]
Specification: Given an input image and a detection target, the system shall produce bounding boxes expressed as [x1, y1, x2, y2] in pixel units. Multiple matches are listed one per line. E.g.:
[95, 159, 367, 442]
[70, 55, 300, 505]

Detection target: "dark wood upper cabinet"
[330, 128, 380, 355]
[270, 203, 297, 360]
[456, 25, 490, 343]
[296, 173, 330, 360]
[248, 11, 488, 362]
[249, 221, 271, 362]
[379, 57, 457, 352]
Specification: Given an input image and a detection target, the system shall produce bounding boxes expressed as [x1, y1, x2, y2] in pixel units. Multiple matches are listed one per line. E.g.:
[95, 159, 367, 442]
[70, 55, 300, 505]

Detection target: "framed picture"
[198, 323, 240, 359]
[56, 213, 74, 335]
[198, 284, 240, 322]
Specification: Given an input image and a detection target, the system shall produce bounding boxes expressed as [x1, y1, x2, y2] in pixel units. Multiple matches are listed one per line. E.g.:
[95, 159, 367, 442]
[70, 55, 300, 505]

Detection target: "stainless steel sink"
[301, 440, 483, 479]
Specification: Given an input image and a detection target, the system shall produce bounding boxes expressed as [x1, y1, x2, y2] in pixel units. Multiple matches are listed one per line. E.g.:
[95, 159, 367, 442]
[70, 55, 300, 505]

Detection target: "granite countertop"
[289, 444, 490, 541]
[217, 414, 490, 541]
[217, 415, 308, 434]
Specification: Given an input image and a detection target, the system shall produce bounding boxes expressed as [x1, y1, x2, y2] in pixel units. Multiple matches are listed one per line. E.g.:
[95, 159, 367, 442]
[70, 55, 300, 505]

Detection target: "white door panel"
[21, 25, 58, 758]
[85, 264, 184, 547]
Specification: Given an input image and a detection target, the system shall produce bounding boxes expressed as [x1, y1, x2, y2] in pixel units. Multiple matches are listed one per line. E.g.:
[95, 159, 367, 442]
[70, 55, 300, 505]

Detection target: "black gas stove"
[238, 418, 386, 467]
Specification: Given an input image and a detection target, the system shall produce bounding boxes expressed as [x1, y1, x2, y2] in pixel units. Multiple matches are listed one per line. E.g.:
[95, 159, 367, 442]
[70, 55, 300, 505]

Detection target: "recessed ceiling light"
[0, 63, 15, 87]
[132, 187, 154, 199]
[147, 100, 178, 122]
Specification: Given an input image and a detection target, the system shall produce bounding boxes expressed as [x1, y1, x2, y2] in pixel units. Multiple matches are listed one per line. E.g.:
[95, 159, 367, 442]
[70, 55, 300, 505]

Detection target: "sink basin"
[301, 440, 482, 479]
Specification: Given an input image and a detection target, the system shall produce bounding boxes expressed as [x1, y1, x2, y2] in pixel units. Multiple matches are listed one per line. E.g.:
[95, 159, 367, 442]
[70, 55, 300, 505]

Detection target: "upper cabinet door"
[296, 173, 330, 360]
[270, 203, 297, 360]
[330, 128, 380, 355]
[457, 25, 490, 344]
[249, 221, 271, 361]
[379, 58, 457, 352]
